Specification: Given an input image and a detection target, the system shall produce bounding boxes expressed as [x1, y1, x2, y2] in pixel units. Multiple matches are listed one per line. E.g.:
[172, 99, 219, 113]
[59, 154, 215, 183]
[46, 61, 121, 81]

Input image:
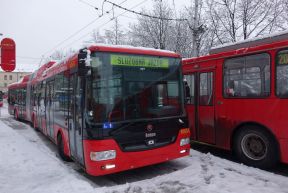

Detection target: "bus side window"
[199, 72, 213, 106]
[224, 53, 270, 98]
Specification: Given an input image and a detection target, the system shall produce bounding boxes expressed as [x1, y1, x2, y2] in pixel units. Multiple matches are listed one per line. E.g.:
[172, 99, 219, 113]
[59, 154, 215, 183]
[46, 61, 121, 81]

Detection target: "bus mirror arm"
[78, 49, 91, 77]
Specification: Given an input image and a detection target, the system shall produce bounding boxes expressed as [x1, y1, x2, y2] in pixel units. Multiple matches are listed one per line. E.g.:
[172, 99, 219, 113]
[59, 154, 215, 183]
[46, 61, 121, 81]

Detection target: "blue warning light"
[103, 122, 113, 129]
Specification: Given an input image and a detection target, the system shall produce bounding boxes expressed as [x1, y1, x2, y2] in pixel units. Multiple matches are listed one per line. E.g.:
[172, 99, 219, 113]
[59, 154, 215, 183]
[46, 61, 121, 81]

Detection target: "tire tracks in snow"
[0, 115, 190, 188]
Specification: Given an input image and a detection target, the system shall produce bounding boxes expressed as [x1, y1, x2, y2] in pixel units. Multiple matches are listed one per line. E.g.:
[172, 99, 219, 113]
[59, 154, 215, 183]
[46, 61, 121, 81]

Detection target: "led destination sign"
[111, 55, 169, 68]
[278, 53, 288, 65]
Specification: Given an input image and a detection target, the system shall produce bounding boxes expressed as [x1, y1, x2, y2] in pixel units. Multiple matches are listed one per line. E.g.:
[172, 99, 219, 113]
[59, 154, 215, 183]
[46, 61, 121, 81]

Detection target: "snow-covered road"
[0, 103, 288, 193]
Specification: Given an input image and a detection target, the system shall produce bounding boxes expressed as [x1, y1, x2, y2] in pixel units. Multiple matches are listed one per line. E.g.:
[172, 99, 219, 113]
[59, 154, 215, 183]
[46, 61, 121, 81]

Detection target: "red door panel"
[184, 70, 215, 144]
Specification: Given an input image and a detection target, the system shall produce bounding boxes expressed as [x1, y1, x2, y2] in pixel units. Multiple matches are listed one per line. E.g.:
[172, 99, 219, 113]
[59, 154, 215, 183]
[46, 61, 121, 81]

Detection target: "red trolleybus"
[8, 45, 190, 176]
[183, 32, 288, 168]
[7, 74, 31, 118]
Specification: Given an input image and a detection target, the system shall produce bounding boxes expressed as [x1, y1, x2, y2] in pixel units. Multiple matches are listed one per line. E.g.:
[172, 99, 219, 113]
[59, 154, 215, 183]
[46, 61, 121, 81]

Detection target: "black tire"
[57, 134, 71, 162]
[233, 125, 279, 169]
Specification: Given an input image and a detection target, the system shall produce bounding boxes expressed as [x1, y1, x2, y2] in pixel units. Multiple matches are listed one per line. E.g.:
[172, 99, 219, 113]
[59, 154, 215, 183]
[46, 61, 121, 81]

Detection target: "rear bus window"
[224, 53, 270, 98]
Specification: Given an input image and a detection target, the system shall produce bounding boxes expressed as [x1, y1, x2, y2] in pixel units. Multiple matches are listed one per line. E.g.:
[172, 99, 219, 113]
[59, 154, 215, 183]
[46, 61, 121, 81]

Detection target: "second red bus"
[183, 32, 288, 168]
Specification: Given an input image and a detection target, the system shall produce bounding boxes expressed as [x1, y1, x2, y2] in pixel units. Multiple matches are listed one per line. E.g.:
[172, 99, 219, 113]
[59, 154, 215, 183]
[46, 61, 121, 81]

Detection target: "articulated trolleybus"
[183, 32, 288, 168]
[8, 45, 190, 176]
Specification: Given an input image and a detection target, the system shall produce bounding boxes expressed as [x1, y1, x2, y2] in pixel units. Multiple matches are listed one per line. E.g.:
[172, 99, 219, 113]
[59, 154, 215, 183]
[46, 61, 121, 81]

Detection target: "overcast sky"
[0, 0, 190, 72]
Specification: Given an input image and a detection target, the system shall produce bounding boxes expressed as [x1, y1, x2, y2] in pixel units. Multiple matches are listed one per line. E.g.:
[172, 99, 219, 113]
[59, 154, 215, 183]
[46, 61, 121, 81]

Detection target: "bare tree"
[185, 1, 208, 57]
[104, 18, 127, 45]
[206, 0, 286, 45]
[276, 0, 288, 31]
[130, 0, 174, 50]
[84, 0, 288, 57]
[90, 30, 105, 44]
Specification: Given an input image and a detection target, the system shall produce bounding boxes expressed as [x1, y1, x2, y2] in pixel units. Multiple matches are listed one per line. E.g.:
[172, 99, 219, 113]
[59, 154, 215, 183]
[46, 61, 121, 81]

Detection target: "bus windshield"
[86, 52, 184, 123]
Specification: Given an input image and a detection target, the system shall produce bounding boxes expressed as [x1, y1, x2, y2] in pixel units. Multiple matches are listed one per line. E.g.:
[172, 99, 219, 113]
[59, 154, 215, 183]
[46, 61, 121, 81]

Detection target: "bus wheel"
[234, 126, 279, 168]
[57, 134, 71, 162]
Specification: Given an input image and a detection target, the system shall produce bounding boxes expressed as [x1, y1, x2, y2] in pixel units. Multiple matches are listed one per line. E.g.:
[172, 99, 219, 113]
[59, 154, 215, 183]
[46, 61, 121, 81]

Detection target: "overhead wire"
[118, 14, 139, 20]
[42, 0, 184, 63]
[61, 0, 149, 50]
[104, 0, 187, 21]
[40, 0, 129, 59]
[79, 0, 99, 10]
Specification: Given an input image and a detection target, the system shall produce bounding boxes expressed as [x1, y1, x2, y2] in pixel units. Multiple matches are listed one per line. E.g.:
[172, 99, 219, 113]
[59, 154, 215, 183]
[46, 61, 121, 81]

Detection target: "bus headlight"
[90, 150, 116, 161]
[180, 138, 190, 146]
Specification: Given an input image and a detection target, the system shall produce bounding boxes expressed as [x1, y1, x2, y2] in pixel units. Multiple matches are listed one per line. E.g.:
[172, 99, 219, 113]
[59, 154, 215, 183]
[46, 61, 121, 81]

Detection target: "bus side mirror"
[78, 49, 91, 77]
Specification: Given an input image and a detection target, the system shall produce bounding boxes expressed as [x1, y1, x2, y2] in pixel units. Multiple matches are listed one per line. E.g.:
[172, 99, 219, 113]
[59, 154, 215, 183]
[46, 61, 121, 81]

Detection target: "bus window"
[224, 53, 270, 97]
[199, 72, 213, 106]
[184, 74, 195, 104]
[88, 52, 183, 122]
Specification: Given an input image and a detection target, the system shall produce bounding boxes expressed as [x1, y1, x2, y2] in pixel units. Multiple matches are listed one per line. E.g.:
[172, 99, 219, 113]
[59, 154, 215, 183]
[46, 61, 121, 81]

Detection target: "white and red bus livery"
[8, 45, 190, 176]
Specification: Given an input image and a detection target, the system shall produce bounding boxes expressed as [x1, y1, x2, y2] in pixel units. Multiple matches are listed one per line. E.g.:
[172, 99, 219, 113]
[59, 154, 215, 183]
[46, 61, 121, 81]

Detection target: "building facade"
[0, 71, 31, 93]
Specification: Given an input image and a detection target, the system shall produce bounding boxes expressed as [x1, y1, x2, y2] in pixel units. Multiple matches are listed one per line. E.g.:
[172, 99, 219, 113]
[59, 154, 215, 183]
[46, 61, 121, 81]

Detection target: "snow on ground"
[0, 105, 95, 193]
[0, 103, 288, 193]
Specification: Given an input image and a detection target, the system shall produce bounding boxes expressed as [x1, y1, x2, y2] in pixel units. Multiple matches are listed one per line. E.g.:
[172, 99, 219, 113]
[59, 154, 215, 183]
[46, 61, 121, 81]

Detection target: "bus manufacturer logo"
[147, 139, 155, 146]
[145, 133, 156, 138]
[146, 124, 153, 132]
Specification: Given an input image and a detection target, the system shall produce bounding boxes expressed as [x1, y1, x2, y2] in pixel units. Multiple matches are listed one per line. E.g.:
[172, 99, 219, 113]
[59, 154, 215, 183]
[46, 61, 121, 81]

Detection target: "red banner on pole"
[1, 38, 16, 72]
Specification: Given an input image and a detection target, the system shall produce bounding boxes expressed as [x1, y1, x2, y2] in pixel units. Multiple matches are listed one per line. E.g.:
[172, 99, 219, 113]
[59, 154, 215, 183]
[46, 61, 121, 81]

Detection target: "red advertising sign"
[1, 38, 16, 72]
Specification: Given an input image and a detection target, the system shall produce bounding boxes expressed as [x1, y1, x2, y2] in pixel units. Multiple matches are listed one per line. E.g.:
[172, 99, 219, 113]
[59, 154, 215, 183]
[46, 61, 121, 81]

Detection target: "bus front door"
[185, 71, 216, 144]
[68, 74, 84, 165]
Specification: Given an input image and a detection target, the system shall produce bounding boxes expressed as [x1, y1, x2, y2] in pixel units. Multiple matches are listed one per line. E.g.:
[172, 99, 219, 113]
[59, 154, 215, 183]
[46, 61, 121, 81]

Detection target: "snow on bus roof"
[210, 30, 288, 54]
[8, 78, 24, 87]
[8, 73, 32, 87]
[46, 44, 179, 73]
[86, 43, 178, 55]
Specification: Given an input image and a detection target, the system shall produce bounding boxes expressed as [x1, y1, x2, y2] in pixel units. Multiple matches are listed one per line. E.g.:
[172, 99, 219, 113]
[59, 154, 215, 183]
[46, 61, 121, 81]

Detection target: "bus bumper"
[83, 130, 190, 176]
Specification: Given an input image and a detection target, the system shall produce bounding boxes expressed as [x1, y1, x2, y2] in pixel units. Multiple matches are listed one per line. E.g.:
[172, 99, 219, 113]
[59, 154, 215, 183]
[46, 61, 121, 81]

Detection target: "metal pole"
[192, 0, 199, 57]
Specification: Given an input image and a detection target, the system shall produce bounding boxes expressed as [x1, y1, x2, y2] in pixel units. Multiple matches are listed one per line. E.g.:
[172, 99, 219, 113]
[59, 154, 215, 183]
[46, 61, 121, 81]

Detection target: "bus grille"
[119, 136, 176, 152]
